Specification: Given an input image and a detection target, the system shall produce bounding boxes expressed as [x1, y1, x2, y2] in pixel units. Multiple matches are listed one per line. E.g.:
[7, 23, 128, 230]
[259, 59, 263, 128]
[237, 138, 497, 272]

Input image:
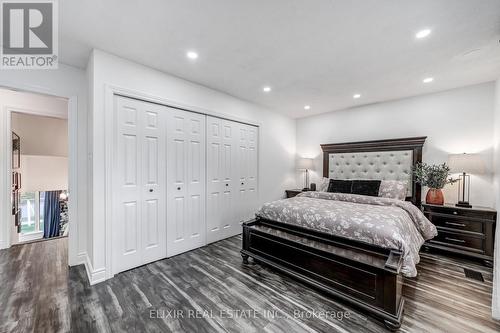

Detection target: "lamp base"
[456, 201, 472, 208]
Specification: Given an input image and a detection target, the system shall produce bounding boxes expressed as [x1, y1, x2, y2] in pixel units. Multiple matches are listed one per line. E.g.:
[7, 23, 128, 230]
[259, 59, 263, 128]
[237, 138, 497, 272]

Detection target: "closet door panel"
[114, 96, 167, 274]
[186, 117, 206, 245]
[234, 123, 259, 225]
[167, 111, 188, 253]
[246, 125, 259, 221]
[206, 117, 222, 242]
[141, 103, 166, 264]
[114, 97, 143, 273]
[167, 109, 206, 256]
[221, 120, 236, 236]
[234, 124, 248, 229]
[206, 117, 239, 243]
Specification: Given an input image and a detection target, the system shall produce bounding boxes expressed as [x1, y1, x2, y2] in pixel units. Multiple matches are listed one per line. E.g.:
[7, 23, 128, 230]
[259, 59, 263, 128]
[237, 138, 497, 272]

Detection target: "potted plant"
[413, 162, 457, 205]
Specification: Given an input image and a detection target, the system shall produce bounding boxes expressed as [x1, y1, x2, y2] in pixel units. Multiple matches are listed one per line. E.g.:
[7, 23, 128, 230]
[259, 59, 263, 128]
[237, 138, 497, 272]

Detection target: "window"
[39, 192, 45, 231]
[19, 191, 44, 234]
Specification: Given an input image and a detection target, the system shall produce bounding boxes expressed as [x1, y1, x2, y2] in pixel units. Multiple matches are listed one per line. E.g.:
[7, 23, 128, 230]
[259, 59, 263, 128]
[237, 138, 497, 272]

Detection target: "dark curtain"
[43, 191, 61, 238]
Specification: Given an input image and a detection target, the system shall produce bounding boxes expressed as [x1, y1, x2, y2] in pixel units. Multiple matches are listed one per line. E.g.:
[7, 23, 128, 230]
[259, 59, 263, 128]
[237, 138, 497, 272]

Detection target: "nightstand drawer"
[427, 215, 484, 233]
[425, 206, 496, 221]
[431, 231, 484, 253]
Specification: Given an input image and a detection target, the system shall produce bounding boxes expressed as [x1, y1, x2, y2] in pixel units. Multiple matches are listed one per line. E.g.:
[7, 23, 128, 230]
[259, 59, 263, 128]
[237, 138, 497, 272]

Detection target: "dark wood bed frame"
[241, 137, 427, 330]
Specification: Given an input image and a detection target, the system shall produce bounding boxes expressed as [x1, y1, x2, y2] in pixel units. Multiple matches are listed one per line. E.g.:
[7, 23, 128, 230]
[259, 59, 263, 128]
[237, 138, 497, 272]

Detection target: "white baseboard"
[84, 253, 107, 285]
[73, 251, 87, 266]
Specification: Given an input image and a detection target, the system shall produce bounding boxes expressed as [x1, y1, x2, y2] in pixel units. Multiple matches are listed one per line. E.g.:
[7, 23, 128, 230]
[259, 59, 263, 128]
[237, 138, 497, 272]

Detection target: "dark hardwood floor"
[0, 236, 498, 332]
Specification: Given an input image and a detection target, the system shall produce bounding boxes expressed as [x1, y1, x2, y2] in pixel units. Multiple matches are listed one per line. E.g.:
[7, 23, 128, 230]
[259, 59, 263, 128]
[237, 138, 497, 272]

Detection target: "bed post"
[241, 219, 256, 264]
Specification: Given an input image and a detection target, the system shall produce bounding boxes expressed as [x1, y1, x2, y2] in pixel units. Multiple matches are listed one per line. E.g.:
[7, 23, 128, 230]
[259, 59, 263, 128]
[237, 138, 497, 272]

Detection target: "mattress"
[256, 191, 437, 277]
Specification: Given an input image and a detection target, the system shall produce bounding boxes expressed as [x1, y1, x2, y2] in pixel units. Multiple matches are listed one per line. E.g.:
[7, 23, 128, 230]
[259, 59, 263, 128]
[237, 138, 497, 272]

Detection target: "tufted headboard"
[320, 137, 426, 205]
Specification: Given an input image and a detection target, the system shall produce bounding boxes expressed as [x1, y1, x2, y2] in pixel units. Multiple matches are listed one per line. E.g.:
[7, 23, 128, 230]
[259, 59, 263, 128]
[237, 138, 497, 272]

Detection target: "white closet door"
[244, 124, 258, 221]
[141, 102, 167, 264]
[235, 123, 258, 225]
[113, 96, 166, 274]
[206, 117, 237, 243]
[166, 109, 206, 256]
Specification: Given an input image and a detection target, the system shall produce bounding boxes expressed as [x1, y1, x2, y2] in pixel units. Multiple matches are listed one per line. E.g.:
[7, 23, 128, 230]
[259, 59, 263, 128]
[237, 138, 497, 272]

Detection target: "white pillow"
[318, 177, 330, 192]
[378, 180, 408, 201]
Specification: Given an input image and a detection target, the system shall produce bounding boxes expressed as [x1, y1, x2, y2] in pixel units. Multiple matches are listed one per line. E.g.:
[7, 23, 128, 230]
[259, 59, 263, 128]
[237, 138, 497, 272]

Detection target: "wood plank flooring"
[0, 236, 498, 332]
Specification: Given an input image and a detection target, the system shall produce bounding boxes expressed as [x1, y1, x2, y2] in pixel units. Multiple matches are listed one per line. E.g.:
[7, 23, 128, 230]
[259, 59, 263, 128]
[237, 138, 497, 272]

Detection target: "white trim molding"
[84, 253, 106, 285]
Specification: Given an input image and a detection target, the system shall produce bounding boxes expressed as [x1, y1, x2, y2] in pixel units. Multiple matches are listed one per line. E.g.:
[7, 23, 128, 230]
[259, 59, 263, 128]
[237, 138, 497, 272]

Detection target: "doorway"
[1, 88, 69, 245]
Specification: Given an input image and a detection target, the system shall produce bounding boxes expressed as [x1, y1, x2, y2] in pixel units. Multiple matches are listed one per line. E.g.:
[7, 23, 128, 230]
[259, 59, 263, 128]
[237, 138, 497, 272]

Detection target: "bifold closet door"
[113, 96, 167, 274]
[206, 117, 258, 243]
[206, 117, 237, 243]
[166, 108, 206, 257]
[235, 123, 258, 224]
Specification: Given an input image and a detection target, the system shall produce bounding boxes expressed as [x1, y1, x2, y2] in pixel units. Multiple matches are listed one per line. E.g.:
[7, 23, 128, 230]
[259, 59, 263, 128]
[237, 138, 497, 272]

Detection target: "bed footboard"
[241, 217, 404, 331]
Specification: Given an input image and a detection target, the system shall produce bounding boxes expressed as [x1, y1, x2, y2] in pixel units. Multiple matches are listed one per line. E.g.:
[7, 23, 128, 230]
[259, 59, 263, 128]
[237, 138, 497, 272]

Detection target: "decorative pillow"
[378, 180, 408, 201]
[318, 177, 330, 192]
[327, 179, 353, 193]
[351, 180, 381, 197]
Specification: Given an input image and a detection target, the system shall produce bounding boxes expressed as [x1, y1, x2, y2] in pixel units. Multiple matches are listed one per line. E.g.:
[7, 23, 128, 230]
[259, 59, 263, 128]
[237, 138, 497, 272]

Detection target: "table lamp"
[447, 153, 486, 208]
[297, 158, 314, 191]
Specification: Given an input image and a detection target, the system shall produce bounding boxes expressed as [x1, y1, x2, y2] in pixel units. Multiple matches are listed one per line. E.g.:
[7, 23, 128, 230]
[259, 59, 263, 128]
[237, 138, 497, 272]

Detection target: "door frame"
[0, 85, 78, 266]
[104, 84, 261, 280]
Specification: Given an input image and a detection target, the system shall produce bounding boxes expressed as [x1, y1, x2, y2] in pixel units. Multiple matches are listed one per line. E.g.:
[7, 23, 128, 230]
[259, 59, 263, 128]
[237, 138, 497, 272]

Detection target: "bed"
[241, 137, 433, 330]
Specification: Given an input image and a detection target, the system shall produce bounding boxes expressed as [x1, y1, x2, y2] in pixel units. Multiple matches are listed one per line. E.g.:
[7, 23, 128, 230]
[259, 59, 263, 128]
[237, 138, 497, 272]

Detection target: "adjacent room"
[11, 108, 69, 244]
[0, 1, 499, 332]
[1, 88, 70, 245]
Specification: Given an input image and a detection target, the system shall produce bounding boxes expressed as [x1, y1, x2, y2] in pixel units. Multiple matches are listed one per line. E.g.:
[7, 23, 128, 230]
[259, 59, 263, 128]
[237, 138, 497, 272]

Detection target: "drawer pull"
[444, 221, 466, 227]
[445, 237, 465, 243]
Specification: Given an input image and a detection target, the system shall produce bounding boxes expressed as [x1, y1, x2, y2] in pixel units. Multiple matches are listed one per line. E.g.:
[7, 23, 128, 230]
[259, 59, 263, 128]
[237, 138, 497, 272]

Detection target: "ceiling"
[60, 0, 500, 118]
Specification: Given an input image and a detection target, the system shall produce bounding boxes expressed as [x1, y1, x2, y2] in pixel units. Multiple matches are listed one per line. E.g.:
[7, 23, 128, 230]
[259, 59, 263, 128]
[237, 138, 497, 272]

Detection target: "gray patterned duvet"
[256, 191, 437, 277]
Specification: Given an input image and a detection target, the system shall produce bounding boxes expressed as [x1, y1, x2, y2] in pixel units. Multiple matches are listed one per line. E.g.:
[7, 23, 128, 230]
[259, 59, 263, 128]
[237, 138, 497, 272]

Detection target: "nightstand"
[285, 189, 304, 198]
[422, 203, 496, 267]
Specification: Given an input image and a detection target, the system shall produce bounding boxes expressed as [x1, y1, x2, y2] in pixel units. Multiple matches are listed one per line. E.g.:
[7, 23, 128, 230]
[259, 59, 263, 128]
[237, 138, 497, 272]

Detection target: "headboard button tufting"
[328, 150, 413, 196]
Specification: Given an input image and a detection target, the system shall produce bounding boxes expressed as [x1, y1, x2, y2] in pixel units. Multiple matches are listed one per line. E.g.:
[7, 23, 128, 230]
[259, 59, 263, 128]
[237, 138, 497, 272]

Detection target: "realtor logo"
[1, 0, 58, 69]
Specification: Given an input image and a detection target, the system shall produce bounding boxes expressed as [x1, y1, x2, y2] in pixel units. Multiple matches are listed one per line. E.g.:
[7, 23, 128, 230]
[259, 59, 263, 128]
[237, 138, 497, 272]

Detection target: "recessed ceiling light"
[186, 51, 198, 60]
[304, 105, 311, 110]
[423, 77, 434, 83]
[263, 86, 271, 92]
[416, 29, 431, 39]
[353, 94, 361, 99]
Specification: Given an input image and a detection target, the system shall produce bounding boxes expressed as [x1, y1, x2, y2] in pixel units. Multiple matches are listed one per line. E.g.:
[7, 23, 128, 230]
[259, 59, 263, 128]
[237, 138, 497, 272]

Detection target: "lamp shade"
[447, 153, 486, 174]
[297, 157, 314, 170]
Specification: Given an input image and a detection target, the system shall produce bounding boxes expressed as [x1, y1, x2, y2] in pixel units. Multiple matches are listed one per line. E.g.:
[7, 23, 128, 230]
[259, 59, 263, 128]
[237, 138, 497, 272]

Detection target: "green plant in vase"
[413, 162, 457, 205]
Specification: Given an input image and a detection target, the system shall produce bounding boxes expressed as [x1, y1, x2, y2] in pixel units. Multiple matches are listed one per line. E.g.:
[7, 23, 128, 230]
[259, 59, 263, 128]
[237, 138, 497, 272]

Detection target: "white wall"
[11, 112, 68, 157]
[296, 82, 496, 207]
[0, 89, 68, 118]
[20, 155, 68, 192]
[87, 49, 296, 282]
[0, 64, 88, 266]
[492, 78, 500, 320]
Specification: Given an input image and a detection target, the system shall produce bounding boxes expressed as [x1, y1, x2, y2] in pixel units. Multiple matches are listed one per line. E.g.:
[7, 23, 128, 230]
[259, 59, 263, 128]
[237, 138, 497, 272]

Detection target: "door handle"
[444, 221, 466, 227]
[177, 187, 181, 190]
